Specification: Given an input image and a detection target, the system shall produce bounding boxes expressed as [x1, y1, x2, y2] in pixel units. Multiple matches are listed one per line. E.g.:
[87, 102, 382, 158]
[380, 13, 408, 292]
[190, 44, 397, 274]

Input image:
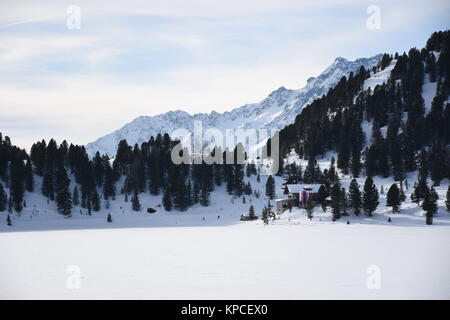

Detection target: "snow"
[422, 74, 438, 114]
[287, 184, 321, 193]
[86, 55, 382, 157]
[363, 60, 397, 92]
[1, 164, 449, 299]
[1, 221, 449, 299]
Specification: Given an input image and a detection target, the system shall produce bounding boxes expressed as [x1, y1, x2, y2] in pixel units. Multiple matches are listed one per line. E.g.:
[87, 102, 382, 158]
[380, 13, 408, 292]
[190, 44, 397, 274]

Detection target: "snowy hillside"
[85, 55, 382, 157]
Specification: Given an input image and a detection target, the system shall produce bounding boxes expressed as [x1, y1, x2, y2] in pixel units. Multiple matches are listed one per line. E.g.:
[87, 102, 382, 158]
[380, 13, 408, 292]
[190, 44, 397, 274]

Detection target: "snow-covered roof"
[287, 184, 321, 193]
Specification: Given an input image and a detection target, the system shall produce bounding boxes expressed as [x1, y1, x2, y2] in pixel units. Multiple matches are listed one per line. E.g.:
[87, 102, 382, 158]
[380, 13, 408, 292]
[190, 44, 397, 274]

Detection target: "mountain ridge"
[86, 54, 383, 157]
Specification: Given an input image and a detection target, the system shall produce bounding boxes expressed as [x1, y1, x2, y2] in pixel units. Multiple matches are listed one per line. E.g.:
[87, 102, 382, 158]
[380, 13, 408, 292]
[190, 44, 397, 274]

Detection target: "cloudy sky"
[0, 0, 449, 150]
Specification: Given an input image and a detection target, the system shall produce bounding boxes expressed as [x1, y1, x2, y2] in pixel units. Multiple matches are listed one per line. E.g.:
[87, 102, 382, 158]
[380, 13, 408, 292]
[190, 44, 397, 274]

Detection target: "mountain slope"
[85, 55, 382, 157]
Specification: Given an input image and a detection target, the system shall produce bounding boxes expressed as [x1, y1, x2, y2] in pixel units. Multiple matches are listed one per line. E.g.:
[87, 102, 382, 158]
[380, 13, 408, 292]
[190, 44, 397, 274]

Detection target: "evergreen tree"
[25, 159, 33, 192]
[186, 180, 193, 206]
[87, 195, 92, 215]
[248, 205, 256, 219]
[399, 181, 406, 202]
[81, 191, 87, 207]
[330, 183, 341, 221]
[103, 164, 116, 200]
[192, 181, 200, 204]
[72, 186, 80, 206]
[327, 157, 338, 183]
[55, 166, 72, 215]
[411, 177, 429, 204]
[225, 165, 234, 194]
[199, 188, 211, 207]
[0, 183, 7, 211]
[340, 187, 348, 216]
[303, 158, 318, 183]
[131, 189, 141, 211]
[261, 207, 269, 225]
[445, 186, 450, 212]
[233, 164, 245, 196]
[348, 179, 362, 216]
[173, 175, 189, 211]
[362, 177, 379, 216]
[337, 143, 350, 175]
[244, 182, 252, 195]
[386, 183, 401, 213]
[162, 188, 172, 211]
[10, 157, 25, 212]
[265, 175, 275, 199]
[316, 184, 329, 212]
[107, 213, 112, 223]
[91, 190, 101, 211]
[42, 168, 54, 200]
[422, 189, 437, 225]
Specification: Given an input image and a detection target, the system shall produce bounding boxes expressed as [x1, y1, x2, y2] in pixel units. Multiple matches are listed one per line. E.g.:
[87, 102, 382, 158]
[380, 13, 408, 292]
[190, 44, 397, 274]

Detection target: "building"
[275, 184, 322, 214]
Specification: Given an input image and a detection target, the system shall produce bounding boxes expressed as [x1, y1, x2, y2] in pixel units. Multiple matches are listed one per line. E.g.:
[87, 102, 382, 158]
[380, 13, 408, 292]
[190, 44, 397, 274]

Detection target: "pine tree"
[10, 157, 25, 212]
[340, 187, 348, 216]
[303, 158, 318, 183]
[107, 213, 112, 223]
[362, 177, 379, 216]
[42, 168, 54, 200]
[103, 164, 116, 200]
[422, 189, 437, 225]
[330, 183, 341, 221]
[446, 186, 450, 212]
[399, 181, 406, 202]
[91, 190, 101, 211]
[265, 175, 275, 199]
[261, 207, 269, 225]
[430, 186, 439, 203]
[0, 183, 7, 211]
[199, 188, 210, 207]
[386, 183, 401, 213]
[316, 184, 328, 212]
[55, 167, 72, 215]
[411, 177, 429, 204]
[25, 159, 33, 192]
[327, 157, 338, 183]
[173, 175, 189, 211]
[348, 179, 362, 216]
[234, 164, 244, 196]
[162, 188, 172, 211]
[249, 205, 256, 219]
[244, 182, 252, 195]
[186, 180, 193, 206]
[131, 189, 141, 211]
[192, 181, 200, 204]
[87, 195, 92, 215]
[72, 186, 80, 206]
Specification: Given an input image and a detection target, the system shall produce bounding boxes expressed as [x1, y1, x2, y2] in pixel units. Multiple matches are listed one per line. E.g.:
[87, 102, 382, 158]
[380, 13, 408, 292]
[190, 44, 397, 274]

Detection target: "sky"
[0, 0, 449, 150]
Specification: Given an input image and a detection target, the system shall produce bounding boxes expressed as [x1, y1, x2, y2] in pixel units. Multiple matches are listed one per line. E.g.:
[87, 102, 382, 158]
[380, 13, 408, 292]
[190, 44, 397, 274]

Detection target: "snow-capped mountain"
[86, 55, 382, 157]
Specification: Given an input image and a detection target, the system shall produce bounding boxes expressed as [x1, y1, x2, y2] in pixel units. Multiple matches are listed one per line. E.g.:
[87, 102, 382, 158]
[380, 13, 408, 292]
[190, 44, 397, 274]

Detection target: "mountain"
[276, 30, 450, 182]
[85, 55, 382, 157]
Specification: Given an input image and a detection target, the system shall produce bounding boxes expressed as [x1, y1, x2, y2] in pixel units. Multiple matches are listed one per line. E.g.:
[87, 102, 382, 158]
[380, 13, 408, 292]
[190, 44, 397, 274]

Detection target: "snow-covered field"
[1, 159, 449, 299]
[1, 218, 449, 299]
